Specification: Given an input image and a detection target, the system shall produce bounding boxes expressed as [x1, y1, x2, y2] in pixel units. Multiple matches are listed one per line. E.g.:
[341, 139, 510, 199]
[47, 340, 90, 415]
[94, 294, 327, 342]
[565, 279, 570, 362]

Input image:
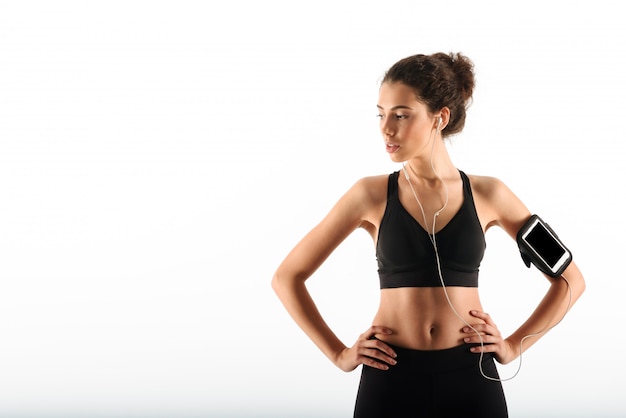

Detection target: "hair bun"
[449, 52, 475, 103]
[433, 52, 475, 104]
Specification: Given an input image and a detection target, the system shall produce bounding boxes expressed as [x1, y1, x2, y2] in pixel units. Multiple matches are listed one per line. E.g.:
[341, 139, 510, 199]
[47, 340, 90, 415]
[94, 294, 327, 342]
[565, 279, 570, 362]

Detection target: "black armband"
[516, 215, 572, 278]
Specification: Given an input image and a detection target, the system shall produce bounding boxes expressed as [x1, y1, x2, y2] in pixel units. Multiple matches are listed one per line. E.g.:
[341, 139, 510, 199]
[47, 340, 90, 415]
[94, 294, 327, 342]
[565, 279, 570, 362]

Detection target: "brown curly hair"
[382, 52, 475, 137]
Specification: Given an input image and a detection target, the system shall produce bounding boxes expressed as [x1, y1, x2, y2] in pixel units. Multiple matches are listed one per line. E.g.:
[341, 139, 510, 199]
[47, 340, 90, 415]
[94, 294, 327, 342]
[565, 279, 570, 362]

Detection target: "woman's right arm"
[271, 176, 397, 372]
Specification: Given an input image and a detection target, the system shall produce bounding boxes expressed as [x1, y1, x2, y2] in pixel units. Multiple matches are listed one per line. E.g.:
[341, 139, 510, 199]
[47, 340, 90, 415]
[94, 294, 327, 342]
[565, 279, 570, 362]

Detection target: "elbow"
[573, 277, 586, 306]
[563, 262, 586, 301]
[577, 275, 586, 298]
[271, 270, 291, 297]
[272, 269, 305, 300]
[579, 274, 586, 293]
[572, 266, 586, 297]
[271, 272, 280, 293]
[271, 272, 281, 295]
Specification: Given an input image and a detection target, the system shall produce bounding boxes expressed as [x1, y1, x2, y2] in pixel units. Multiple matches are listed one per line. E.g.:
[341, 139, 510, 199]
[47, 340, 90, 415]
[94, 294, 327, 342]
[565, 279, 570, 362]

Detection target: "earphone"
[401, 127, 572, 382]
[437, 117, 442, 130]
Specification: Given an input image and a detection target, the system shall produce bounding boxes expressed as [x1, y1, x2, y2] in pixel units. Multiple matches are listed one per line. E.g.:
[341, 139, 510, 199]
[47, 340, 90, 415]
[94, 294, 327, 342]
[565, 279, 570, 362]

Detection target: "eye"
[376, 114, 384, 119]
[394, 114, 408, 120]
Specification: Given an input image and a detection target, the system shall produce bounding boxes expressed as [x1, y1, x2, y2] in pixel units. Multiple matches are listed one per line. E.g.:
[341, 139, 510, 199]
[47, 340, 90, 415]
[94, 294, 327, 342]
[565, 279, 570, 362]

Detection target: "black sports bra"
[376, 170, 486, 289]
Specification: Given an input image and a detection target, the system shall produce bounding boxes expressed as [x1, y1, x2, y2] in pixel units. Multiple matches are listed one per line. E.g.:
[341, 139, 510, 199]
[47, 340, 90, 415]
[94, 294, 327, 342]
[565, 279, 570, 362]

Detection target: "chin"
[388, 153, 405, 163]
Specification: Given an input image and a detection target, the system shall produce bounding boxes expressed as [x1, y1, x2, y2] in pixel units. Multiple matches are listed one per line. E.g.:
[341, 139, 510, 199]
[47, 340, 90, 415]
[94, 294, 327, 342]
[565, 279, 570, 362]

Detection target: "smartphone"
[518, 215, 572, 277]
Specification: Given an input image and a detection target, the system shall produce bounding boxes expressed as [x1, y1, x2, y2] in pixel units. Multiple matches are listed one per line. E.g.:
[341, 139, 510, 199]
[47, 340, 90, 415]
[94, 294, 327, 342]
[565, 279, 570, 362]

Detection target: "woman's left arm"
[464, 176, 586, 365]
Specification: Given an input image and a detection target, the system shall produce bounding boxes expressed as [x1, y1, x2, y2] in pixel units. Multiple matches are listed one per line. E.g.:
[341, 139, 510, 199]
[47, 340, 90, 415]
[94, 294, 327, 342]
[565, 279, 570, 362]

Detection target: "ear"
[435, 107, 451, 131]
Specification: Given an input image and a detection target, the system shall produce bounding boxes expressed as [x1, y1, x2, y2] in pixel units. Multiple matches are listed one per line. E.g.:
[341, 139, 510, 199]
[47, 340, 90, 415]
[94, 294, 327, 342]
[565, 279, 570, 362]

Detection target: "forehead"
[377, 82, 425, 110]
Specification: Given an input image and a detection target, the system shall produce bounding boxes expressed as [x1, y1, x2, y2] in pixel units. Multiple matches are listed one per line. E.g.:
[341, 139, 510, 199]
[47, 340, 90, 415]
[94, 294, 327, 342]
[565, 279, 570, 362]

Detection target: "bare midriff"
[372, 286, 486, 350]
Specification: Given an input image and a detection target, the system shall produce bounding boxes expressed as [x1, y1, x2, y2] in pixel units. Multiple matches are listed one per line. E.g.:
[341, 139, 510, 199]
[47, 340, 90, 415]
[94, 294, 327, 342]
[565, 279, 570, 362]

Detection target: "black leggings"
[353, 343, 508, 418]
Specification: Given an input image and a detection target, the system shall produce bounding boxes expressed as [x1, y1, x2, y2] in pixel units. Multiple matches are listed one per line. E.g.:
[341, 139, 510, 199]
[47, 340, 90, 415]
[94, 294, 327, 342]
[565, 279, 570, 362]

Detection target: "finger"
[468, 341, 501, 353]
[359, 354, 393, 370]
[469, 310, 494, 325]
[368, 325, 393, 337]
[365, 338, 398, 360]
[360, 346, 398, 367]
[462, 324, 494, 336]
[464, 334, 499, 345]
[356, 337, 397, 359]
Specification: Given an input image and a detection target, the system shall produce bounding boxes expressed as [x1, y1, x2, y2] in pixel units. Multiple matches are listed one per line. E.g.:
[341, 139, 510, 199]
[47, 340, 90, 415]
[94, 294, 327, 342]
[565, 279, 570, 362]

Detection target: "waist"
[370, 339, 493, 373]
[373, 287, 484, 350]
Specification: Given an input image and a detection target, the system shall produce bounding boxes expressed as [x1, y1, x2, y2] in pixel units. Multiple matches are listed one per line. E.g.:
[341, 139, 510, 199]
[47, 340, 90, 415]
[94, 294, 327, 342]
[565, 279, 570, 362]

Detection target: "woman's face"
[377, 82, 437, 163]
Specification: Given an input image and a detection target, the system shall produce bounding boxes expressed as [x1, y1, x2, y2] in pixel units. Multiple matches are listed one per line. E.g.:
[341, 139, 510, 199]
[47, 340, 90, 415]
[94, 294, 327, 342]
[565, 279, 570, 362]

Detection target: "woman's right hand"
[334, 326, 398, 372]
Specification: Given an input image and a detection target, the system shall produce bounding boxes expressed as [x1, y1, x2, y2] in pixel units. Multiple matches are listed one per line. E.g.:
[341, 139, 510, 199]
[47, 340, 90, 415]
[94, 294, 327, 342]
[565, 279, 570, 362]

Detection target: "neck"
[404, 143, 456, 183]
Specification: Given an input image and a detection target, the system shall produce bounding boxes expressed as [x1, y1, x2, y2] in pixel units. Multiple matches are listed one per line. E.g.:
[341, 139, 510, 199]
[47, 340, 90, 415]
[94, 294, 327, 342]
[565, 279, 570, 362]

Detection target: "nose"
[380, 118, 395, 138]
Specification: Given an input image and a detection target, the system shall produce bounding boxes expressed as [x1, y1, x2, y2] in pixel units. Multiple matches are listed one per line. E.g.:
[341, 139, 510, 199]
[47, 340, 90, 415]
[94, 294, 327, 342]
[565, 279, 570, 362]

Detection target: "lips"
[386, 143, 400, 153]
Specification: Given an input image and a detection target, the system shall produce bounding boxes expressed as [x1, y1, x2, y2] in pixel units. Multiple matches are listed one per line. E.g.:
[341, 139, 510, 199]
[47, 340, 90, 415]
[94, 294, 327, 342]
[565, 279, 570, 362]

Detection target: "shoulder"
[465, 174, 511, 200]
[323, 173, 392, 217]
[322, 173, 392, 217]
[349, 173, 391, 203]
[465, 173, 531, 236]
[335, 173, 392, 234]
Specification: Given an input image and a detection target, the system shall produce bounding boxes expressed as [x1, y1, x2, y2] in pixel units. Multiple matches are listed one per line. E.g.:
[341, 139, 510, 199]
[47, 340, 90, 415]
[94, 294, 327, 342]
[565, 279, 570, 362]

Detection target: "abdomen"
[372, 286, 485, 350]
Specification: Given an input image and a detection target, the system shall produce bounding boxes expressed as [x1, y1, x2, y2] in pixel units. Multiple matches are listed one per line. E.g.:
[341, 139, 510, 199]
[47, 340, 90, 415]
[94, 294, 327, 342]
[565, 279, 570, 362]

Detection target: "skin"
[271, 81, 586, 373]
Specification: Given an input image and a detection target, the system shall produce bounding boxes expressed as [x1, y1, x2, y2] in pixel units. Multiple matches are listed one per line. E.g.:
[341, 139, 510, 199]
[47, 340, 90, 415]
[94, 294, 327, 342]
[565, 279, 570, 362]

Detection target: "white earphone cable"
[401, 122, 572, 381]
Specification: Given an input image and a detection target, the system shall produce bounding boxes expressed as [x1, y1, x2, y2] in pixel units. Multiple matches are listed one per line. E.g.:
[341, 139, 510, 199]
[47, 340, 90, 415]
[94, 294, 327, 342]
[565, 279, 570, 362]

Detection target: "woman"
[271, 52, 585, 417]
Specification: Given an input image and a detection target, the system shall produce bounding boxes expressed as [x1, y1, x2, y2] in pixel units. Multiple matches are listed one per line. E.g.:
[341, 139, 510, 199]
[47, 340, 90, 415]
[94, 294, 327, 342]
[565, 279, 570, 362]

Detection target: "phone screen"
[525, 223, 566, 268]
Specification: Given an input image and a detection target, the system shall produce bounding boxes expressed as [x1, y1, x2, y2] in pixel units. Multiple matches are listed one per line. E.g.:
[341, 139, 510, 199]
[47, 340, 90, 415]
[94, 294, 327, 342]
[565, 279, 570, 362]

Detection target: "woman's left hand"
[462, 310, 515, 364]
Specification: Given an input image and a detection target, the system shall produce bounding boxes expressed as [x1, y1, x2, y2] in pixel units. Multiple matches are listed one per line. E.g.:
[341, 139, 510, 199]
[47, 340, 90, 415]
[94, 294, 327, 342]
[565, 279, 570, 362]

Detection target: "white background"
[1, 1, 624, 417]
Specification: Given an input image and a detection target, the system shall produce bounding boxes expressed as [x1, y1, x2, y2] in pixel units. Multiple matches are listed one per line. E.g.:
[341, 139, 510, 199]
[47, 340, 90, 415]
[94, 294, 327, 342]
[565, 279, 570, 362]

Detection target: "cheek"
[407, 122, 429, 137]
[404, 124, 421, 138]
